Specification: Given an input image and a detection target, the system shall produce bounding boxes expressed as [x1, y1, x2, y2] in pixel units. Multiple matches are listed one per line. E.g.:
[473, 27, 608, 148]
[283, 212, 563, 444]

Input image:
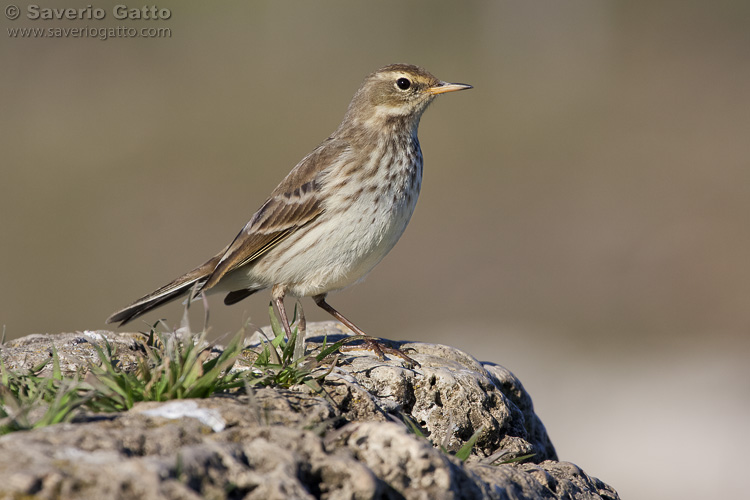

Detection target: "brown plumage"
[107, 64, 471, 363]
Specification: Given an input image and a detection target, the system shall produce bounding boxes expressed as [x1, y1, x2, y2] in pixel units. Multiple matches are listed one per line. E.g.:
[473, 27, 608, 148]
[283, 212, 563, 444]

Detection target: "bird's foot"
[341, 336, 420, 367]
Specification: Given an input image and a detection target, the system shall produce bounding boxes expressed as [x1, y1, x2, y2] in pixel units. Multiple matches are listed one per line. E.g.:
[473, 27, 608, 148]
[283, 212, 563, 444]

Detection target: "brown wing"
[199, 138, 349, 292]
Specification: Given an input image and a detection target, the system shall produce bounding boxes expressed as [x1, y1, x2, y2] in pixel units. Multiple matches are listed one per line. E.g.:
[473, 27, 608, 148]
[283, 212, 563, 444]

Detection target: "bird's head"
[340, 64, 472, 134]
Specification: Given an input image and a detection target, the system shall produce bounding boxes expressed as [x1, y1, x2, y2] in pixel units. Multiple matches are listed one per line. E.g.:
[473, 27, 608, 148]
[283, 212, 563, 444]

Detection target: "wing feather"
[199, 138, 349, 292]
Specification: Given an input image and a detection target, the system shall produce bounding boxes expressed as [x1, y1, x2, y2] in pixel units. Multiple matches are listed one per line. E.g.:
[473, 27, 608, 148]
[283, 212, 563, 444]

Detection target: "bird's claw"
[341, 336, 420, 367]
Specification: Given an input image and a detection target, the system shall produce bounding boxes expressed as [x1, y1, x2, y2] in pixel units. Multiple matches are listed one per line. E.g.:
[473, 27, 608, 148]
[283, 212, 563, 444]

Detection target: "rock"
[0, 321, 619, 499]
[1, 330, 144, 375]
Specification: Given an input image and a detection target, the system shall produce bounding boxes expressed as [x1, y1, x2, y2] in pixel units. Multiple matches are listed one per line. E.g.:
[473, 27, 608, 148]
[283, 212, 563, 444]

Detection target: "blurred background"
[2, 1, 749, 498]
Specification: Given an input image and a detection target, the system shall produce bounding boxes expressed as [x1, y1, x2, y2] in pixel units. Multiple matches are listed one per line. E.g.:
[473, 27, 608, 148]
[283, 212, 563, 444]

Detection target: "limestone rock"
[0, 321, 619, 499]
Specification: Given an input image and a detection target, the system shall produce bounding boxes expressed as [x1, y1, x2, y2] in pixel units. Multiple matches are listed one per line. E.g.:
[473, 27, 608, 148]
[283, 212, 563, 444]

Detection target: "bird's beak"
[428, 82, 473, 95]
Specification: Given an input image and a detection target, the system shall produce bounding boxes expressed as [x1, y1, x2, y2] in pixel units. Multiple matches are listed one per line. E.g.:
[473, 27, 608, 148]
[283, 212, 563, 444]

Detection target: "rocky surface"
[0, 322, 619, 499]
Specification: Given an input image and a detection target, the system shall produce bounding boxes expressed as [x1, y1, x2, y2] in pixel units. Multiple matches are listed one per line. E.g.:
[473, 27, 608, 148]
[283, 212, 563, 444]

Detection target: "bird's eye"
[396, 77, 411, 90]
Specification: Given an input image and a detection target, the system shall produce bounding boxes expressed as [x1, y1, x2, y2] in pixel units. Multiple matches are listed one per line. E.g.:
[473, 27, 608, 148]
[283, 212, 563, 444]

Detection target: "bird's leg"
[272, 284, 294, 339]
[313, 294, 418, 366]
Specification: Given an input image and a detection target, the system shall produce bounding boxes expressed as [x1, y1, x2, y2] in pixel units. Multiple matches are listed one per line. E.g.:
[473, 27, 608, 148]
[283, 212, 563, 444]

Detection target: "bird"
[107, 63, 472, 363]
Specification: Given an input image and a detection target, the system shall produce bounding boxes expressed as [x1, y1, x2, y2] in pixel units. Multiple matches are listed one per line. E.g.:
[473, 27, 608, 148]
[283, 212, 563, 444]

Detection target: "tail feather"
[106, 255, 221, 326]
[223, 288, 259, 305]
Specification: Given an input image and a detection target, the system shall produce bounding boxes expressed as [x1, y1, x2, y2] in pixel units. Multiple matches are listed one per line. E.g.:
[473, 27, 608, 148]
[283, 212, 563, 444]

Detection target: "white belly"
[229, 143, 423, 297]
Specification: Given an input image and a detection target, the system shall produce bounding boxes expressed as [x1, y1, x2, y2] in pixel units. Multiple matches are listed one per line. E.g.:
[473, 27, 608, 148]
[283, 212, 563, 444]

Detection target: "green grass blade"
[268, 303, 283, 339]
[402, 414, 428, 439]
[315, 338, 350, 362]
[50, 346, 62, 381]
[498, 453, 536, 465]
[454, 425, 484, 462]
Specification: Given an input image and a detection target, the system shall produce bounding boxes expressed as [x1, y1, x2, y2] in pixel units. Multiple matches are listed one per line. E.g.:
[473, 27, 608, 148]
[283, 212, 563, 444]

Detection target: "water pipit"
[107, 64, 472, 364]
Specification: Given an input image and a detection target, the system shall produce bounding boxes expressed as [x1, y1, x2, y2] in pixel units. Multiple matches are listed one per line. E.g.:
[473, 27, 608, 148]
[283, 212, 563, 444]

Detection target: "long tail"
[105, 255, 222, 327]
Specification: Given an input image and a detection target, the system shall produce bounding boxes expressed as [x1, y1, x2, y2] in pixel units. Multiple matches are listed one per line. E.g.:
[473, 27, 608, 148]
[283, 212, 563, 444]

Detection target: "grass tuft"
[84, 327, 246, 412]
[0, 349, 88, 434]
[0, 302, 347, 434]
[241, 304, 348, 400]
